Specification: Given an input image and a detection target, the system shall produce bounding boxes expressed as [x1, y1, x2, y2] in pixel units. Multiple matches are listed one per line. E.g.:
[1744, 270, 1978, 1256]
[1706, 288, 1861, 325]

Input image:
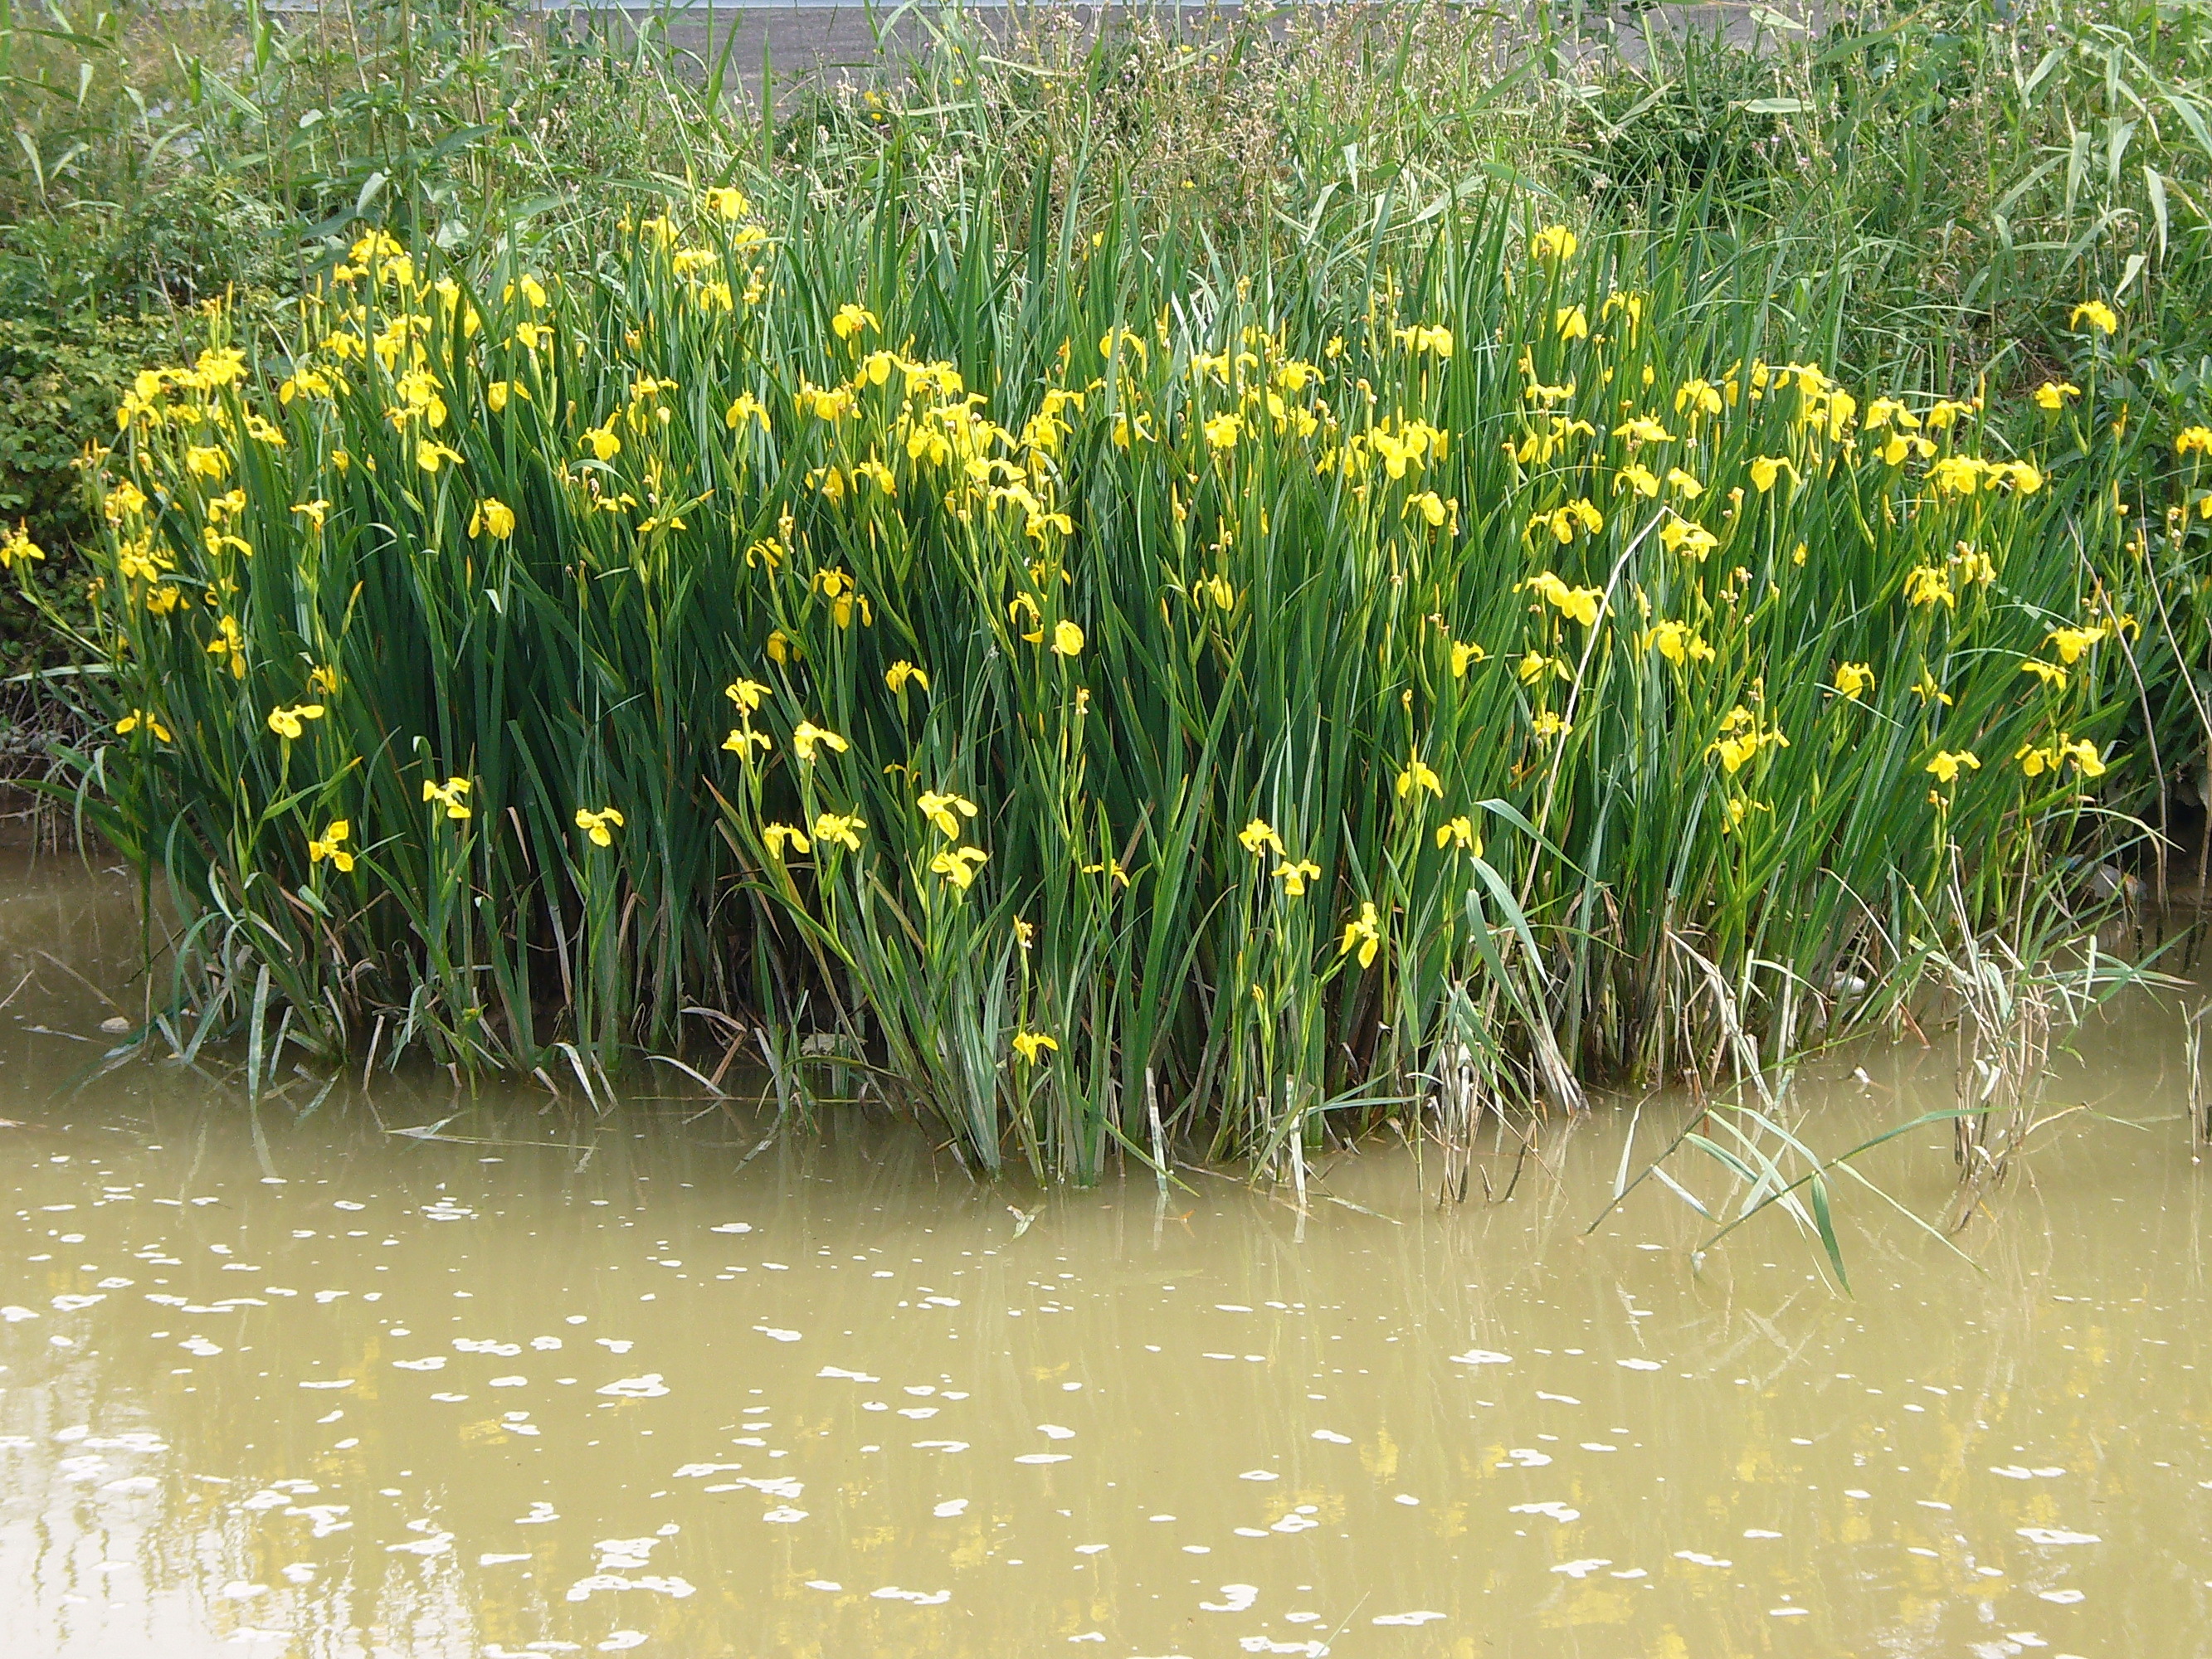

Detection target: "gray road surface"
[546, 2, 1821, 98]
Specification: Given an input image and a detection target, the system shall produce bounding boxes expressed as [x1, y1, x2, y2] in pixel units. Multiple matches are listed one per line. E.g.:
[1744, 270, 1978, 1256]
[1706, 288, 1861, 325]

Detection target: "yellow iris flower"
[2069, 299, 2118, 335]
[1337, 901, 1383, 970]
[918, 791, 979, 839]
[1396, 753, 1443, 800]
[1239, 818, 1286, 858]
[792, 721, 849, 762]
[423, 776, 472, 820]
[1435, 816, 1480, 854]
[762, 823, 811, 859]
[575, 806, 624, 847]
[470, 498, 515, 539]
[266, 703, 328, 740]
[1528, 225, 1578, 261]
[1924, 749, 1981, 785]
[1523, 570, 1604, 626]
[831, 303, 880, 343]
[308, 820, 355, 872]
[930, 845, 989, 889]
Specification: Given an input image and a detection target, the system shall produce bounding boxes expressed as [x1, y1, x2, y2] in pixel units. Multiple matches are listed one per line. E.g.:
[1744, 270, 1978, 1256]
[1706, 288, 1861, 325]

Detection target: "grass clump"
[22, 168, 2175, 1179]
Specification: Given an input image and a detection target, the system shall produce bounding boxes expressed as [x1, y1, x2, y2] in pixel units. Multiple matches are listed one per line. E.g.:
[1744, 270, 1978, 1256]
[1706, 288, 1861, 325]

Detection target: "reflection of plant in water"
[1592, 898, 2158, 1280]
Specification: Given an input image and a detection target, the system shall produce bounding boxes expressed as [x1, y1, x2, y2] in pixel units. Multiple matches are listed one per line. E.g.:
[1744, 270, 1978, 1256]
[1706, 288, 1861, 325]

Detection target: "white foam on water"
[564, 1575, 694, 1602]
[597, 1374, 670, 1399]
[1508, 1502, 1579, 1523]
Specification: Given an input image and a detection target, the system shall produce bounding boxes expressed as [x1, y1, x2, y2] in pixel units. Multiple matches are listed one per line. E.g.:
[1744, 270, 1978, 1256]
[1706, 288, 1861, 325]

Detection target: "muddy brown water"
[0, 849, 2207, 1657]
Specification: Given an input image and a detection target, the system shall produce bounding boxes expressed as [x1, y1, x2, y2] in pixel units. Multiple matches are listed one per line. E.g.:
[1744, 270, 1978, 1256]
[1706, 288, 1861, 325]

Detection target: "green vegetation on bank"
[2, 1, 2211, 1178]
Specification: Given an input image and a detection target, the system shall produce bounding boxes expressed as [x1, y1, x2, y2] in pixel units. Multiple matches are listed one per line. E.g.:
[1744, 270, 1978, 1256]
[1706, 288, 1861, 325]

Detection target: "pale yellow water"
[1, 849, 2208, 1657]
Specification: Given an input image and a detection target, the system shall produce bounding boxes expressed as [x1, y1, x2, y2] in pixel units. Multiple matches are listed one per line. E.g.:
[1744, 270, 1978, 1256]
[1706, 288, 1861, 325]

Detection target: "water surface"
[1, 850, 2207, 1656]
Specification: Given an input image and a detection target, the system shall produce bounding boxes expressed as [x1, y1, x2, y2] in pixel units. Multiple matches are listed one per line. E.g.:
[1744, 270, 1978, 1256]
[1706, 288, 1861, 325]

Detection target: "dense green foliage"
[4, 1, 2212, 1178]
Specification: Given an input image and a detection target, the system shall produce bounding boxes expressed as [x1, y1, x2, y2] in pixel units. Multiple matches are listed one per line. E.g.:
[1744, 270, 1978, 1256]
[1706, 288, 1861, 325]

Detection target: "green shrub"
[1565, 29, 1799, 214]
[0, 307, 213, 671]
